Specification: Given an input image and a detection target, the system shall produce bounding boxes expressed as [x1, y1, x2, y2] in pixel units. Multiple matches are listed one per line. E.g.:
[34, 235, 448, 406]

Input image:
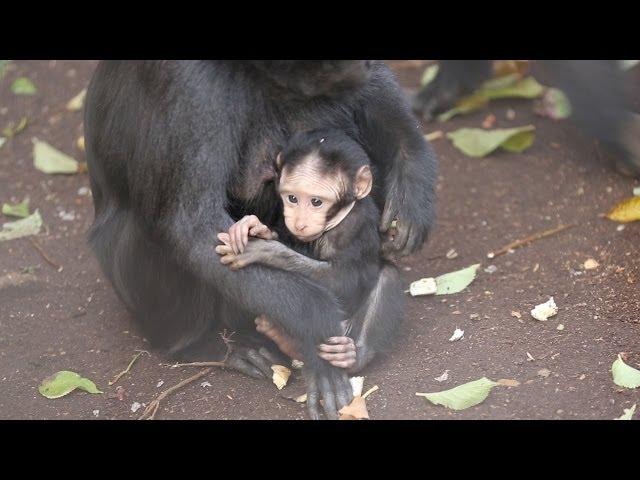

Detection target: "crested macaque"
[85, 60, 437, 420]
[216, 129, 404, 373]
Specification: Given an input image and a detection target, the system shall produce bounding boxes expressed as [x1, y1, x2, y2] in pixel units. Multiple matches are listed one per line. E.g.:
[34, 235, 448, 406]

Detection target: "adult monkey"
[412, 60, 640, 177]
[84, 61, 437, 420]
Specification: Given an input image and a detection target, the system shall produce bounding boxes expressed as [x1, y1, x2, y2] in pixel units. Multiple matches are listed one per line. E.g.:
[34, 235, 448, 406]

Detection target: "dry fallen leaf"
[66, 89, 87, 112]
[339, 396, 369, 420]
[482, 114, 496, 129]
[537, 368, 551, 378]
[607, 197, 640, 223]
[271, 365, 291, 390]
[511, 310, 522, 319]
[497, 379, 520, 387]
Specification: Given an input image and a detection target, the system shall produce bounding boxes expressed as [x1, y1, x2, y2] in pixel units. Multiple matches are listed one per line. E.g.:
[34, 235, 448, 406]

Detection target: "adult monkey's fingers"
[380, 199, 398, 233]
[319, 351, 357, 363]
[318, 375, 339, 420]
[306, 374, 321, 420]
[228, 224, 240, 254]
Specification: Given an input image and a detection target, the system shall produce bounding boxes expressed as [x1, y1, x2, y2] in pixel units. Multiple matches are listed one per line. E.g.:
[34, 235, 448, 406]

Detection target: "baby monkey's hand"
[225, 215, 276, 254]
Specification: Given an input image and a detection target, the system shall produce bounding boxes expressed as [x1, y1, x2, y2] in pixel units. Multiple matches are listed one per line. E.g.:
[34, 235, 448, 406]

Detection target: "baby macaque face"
[278, 154, 372, 242]
[279, 159, 341, 242]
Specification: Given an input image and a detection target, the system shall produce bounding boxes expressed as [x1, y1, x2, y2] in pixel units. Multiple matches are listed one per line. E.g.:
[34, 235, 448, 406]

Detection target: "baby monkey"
[216, 129, 404, 372]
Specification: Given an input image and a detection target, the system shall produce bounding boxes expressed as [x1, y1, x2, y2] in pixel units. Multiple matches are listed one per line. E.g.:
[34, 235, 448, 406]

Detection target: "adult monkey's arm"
[355, 62, 438, 256]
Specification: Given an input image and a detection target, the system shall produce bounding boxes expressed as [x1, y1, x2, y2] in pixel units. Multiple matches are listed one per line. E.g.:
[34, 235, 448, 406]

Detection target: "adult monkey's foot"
[225, 344, 283, 379]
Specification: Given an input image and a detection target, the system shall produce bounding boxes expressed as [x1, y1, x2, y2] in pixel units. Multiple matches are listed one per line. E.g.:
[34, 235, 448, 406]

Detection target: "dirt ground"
[1, 60, 639, 420]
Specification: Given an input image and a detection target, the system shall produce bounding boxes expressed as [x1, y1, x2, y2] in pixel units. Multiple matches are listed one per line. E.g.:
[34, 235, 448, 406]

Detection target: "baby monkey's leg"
[320, 264, 404, 374]
[255, 315, 304, 361]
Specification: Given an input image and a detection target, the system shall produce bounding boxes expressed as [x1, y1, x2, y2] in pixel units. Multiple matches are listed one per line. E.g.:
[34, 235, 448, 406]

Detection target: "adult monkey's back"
[84, 61, 437, 419]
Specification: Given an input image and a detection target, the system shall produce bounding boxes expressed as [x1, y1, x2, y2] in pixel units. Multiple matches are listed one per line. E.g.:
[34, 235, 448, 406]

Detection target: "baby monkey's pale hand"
[222, 215, 277, 255]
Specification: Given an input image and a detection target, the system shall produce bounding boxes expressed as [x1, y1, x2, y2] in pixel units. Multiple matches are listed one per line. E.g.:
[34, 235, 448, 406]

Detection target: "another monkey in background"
[216, 129, 404, 373]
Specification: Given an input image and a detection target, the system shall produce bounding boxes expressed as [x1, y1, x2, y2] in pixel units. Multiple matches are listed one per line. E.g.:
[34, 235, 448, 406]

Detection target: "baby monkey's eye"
[287, 195, 298, 204]
[311, 198, 323, 207]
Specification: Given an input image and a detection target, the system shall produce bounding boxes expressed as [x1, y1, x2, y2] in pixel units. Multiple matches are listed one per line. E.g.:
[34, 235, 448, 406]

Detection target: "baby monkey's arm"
[215, 235, 331, 282]
[224, 215, 278, 254]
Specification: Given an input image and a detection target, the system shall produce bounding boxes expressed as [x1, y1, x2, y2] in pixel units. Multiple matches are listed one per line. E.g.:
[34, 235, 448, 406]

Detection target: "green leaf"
[437, 93, 489, 122]
[535, 88, 572, 120]
[33, 139, 79, 174]
[435, 263, 480, 295]
[447, 125, 536, 157]
[11, 77, 37, 95]
[2, 198, 30, 218]
[479, 76, 544, 100]
[480, 73, 520, 91]
[416, 377, 498, 410]
[612, 354, 640, 389]
[39, 371, 103, 399]
[0, 137, 5, 149]
[0, 210, 42, 242]
[2, 116, 28, 138]
[633, 187, 640, 197]
[615, 404, 636, 420]
[420, 64, 440, 87]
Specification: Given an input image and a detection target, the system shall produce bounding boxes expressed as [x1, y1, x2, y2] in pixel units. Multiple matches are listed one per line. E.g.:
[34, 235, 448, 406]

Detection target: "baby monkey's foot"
[318, 336, 357, 370]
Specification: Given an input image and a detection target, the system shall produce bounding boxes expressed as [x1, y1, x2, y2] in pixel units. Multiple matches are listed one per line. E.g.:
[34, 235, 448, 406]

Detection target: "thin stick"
[109, 350, 149, 386]
[139, 368, 212, 420]
[172, 361, 227, 368]
[138, 330, 235, 420]
[487, 224, 577, 259]
[29, 238, 63, 272]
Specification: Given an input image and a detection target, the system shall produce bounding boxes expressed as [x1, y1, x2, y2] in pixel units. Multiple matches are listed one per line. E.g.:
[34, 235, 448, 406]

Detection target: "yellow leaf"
[607, 197, 640, 223]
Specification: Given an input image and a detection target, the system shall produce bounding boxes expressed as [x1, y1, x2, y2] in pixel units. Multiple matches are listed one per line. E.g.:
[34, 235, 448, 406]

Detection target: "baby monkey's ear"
[354, 165, 373, 200]
[275, 152, 284, 171]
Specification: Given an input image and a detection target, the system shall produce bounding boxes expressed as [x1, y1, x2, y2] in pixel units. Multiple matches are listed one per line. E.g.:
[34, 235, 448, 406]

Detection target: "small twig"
[139, 368, 212, 420]
[487, 224, 577, 259]
[0, 272, 37, 290]
[29, 238, 63, 272]
[139, 330, 236, 420]
[362, 385, 379, 399]
[109, 350, 149, 386]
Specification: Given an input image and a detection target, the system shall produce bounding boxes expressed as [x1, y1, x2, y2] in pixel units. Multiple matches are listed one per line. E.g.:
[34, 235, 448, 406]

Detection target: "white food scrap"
[530, 297, 558, 321]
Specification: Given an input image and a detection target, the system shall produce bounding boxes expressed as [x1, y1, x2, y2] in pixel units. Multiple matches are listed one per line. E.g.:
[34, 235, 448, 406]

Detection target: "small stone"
[557, 324, 565, 331]
[469, 313, 480, 320]
[617, 225, 626, 232]
[130, 402, 142, 413]
[200, 381, 212, 388]
[92, 410, 99, 417]
[584, 258, 599, 270]
[446, 248, 458, 259]
[484, 265, 498, 274]
[537, 368, 551, 378]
